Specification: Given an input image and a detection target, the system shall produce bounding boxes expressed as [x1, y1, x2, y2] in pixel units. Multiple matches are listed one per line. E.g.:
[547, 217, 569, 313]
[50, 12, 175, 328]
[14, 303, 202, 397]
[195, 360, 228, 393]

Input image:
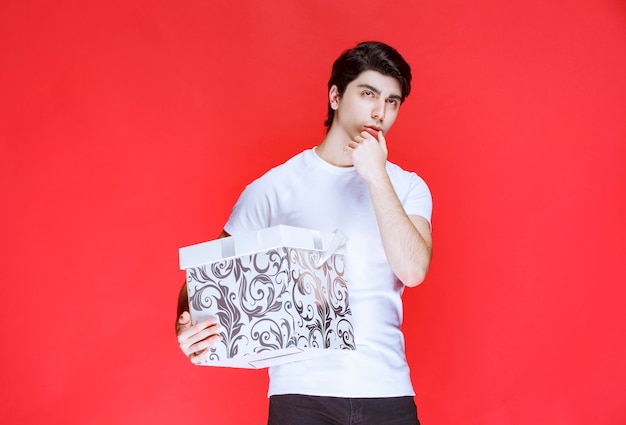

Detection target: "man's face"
[330, 70, 403, 140]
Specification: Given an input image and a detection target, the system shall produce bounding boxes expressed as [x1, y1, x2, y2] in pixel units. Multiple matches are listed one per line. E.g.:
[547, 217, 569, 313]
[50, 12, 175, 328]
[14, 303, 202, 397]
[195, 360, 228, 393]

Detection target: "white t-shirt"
[224, 148, 432, 397]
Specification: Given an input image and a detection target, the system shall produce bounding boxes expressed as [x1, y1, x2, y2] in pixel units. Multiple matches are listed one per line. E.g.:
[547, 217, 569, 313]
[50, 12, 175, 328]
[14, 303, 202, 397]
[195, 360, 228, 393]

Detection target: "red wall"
[1, 1, 625, 424]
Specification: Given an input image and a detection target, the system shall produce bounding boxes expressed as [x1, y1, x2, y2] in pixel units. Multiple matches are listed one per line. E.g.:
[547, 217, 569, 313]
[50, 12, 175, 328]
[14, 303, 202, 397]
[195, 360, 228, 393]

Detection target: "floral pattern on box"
[186, 247, 355, 365]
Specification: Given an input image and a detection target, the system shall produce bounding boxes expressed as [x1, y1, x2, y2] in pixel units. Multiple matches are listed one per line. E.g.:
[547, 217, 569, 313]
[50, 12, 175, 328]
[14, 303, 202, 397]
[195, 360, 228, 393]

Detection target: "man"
[176, 41, 433, 425]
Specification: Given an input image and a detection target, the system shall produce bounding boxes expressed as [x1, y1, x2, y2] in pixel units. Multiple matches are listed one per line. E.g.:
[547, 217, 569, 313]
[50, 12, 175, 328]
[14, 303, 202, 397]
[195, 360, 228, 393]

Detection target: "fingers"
[351, 129, 383, 146]
[176, 313, 224, 361]
[188, 349, 209, 365]
[186, 329, 223, 365]
[347, 130, 386, 155]
[179, 320, 223, 349]
[376, 130, 388, 153]
[345, 130, 389, 183]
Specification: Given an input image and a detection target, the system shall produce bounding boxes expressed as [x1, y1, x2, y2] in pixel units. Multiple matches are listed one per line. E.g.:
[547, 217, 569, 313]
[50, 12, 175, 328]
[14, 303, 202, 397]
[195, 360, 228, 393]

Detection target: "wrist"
[363, 167, 391, 187]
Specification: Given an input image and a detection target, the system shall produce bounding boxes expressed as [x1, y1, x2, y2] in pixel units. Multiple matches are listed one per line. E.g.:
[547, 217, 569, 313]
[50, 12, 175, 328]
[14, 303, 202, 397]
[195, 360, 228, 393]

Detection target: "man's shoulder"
[386, 160, 421, 179]
[260, 148, 313, 176]
[244, 149, 313, 190]
[386, 160, 430, 191]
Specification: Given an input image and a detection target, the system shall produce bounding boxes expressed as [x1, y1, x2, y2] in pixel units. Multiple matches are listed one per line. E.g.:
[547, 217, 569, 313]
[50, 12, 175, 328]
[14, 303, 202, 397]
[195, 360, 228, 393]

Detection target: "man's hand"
[345, 129, 388, 183]
[175, 231, 230, 365]
[176, 311, 223, 365]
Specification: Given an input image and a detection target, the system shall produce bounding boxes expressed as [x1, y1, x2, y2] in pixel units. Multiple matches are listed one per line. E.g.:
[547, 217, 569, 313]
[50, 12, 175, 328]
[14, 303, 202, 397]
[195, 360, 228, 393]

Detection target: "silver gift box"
[179, 225, 355, 368]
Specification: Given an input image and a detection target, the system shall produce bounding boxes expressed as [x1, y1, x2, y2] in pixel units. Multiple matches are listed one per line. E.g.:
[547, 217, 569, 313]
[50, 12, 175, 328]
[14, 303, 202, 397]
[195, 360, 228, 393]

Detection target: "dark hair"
[324, 41, 412, 128]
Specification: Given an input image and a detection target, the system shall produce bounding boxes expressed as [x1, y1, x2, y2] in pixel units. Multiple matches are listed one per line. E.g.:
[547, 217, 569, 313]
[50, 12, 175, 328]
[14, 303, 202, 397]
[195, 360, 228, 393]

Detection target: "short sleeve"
[404, 173, 432, 226]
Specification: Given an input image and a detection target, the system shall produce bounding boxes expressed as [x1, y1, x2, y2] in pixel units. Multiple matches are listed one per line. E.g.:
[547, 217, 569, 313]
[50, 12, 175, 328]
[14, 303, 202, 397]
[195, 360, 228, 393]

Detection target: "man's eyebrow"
[357, 84, 402, 101]
[357, 84, 381, 94]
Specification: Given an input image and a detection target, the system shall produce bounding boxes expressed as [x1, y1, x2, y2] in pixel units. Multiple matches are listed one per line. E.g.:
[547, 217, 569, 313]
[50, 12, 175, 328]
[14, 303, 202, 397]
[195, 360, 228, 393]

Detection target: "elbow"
[394, 244, 433, 287]
[399, 264, 429, 288]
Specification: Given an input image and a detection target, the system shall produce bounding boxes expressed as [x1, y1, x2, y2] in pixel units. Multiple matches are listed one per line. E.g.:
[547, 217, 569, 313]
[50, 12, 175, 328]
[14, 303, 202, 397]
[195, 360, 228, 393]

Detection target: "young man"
[176, 41, 433, 425]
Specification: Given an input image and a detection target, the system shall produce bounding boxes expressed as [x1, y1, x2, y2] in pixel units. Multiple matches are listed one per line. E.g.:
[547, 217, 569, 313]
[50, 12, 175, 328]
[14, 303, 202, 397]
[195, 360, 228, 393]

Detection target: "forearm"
[367, 173, 432, 287]
[177, 283, 188, 319]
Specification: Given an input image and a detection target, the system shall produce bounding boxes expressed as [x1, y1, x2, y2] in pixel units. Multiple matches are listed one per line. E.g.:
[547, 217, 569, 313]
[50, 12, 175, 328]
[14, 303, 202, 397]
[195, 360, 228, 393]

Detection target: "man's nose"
[372, 101, 386, 121]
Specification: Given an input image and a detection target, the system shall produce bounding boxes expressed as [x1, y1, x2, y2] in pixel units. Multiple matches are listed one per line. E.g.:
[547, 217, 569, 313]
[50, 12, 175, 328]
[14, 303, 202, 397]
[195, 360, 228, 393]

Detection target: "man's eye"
[363, 91, 373, 96]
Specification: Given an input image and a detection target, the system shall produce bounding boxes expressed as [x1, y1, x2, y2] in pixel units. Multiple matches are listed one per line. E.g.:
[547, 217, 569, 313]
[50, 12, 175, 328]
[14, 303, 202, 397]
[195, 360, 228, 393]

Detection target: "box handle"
[316, 229, 348, 267]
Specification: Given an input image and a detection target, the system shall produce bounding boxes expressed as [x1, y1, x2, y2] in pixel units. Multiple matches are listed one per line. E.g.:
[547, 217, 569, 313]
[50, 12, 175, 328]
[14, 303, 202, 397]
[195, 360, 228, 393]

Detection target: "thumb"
[176, 311, 191, 333]
[377, 131, 388, 154]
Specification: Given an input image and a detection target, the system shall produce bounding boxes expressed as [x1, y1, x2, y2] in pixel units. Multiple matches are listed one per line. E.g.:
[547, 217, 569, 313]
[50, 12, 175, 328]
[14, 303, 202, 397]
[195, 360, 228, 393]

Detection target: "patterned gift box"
[179, 225, 355, 368]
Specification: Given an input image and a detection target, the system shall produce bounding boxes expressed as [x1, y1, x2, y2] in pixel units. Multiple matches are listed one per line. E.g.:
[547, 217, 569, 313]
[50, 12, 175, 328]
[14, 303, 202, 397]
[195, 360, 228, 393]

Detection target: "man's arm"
[176, 282, 189, 318]
[366, 179, 432, 287]
[347, 131, 432, 287]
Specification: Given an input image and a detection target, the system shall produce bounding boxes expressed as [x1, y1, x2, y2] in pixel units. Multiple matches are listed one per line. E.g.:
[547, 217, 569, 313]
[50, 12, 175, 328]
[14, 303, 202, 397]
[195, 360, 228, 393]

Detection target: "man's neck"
[315, 126, 353, 167]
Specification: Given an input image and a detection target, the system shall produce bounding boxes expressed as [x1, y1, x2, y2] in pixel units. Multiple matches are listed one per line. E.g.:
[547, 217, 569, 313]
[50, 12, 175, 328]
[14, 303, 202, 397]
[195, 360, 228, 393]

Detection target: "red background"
[1, 1, 625, 424]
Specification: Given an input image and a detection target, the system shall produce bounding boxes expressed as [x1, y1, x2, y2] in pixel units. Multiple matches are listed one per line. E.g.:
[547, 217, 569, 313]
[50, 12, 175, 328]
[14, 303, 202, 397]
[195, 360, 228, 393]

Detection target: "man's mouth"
[363, 126, 382, 137]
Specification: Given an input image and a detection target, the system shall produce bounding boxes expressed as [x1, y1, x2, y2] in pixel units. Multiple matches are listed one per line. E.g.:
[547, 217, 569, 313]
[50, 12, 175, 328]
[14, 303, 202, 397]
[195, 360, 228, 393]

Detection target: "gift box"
[179, 225, 355, 369]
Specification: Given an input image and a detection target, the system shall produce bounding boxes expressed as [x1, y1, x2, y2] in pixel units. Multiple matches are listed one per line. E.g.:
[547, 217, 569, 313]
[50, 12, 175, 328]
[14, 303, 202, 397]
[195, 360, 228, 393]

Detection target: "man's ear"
[329, 85, 340, 110]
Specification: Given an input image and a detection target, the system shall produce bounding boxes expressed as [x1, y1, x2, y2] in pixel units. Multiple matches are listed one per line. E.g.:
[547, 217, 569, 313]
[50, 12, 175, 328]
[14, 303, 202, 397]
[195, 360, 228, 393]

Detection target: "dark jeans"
[268, 394, 421, 425]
